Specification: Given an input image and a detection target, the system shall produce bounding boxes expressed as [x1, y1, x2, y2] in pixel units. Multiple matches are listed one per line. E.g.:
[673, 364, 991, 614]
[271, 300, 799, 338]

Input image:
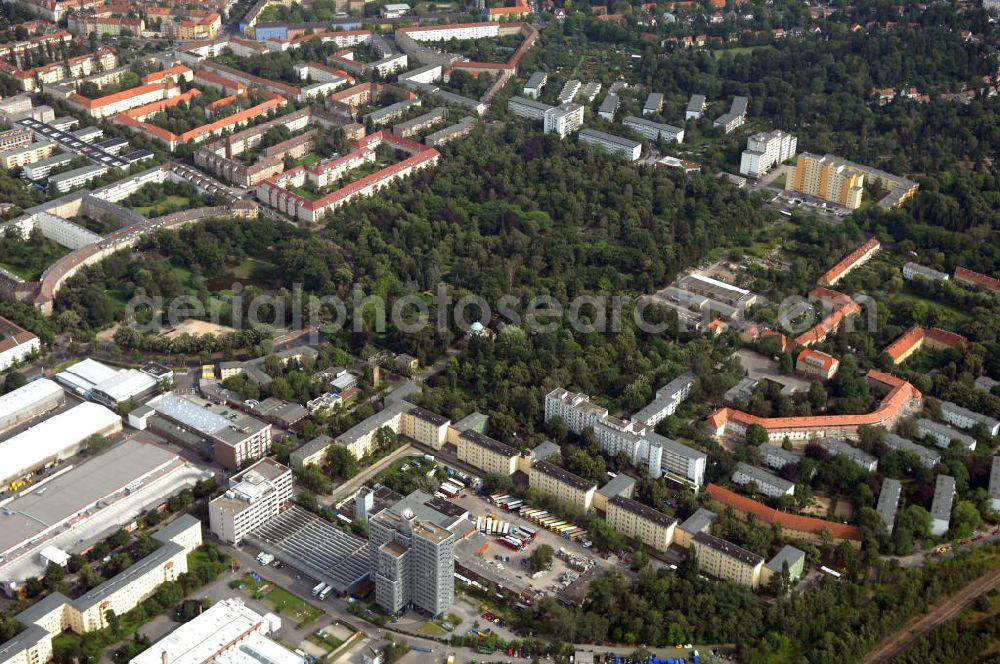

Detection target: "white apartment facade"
[578, 128, 641, 161]
[731, 462, 794, 497]
[543, 102, 584, 138]
[208, 458, 293, 544]
[939, 400, 1000, 436]
[739, 129, 796, 178]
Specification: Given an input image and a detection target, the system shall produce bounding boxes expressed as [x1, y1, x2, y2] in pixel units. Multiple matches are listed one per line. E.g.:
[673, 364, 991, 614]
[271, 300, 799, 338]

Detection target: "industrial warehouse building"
[130, 598, 304, 664]
[0, 516, 202, 661]
[0, 378, 64, 434]
[55, 358, 159, 407]
[0, 401, 121, 486]
[0, 437, 212, 592]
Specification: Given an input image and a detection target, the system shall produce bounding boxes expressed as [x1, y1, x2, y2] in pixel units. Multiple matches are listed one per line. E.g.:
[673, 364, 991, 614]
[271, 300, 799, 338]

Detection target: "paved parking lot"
[447, 491, 619, 600]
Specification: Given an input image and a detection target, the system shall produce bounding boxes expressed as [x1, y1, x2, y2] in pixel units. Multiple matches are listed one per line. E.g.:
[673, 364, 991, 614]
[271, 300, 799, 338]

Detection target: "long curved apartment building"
[706, 369, 921, 442]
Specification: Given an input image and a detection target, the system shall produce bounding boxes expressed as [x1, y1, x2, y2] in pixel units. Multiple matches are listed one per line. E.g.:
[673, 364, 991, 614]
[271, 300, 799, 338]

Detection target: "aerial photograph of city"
[0, 0, 996, 661]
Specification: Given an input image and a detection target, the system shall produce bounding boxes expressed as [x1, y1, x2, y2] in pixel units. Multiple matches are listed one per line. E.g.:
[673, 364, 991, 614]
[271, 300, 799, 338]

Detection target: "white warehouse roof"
[130, 598, 302, 664]
[92, 370, 158, 404]
[0, 378, 63, 420]
[56, 358, 157, 405]
[0, 402, 121, 484]
[56, 358, 119, 393]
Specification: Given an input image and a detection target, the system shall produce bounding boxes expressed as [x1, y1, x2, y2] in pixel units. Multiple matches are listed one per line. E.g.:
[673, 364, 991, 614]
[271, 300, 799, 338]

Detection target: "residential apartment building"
[0, 316, 41, 372]
[508, 95, 551, 120]
[818, 438, 878, 472]
[68, 82, 181, 120]
[930, 474, 955, 536]
[557, 79, 581, 103]
[606, 496, 677, 552]
[883, 326, 968, 365]
[329, 400, 453, 460]
[545, 387, 706, 486]
[400, 406, 450, 450]
[49, 164, 108, 193]
[631, 372, 696, 426]
[21, 153, 73, 181]
[739, 129, 796, 178]
[593, 473, 636, 512]
[368, 505, 455, 617]
[456, 430, 519, 476]
[903, 262, 949, 282]
[731, 462, 794, 497]
[675, 508, 718, 550]
[713, 95, 748, 133]
[761, 545, 806, 585]
[707, 370, 921, 442]
[642, 92, 663, 115]
[758, 443, 800, 471]
[796, 349, 839, 380]
[876, 478, 902, 534]
[290, 434, 334, 471]
[0, 516, 201, 664]
[954, 266, 1000, 294]
[523, 71, 547, 98]
[883, 434, 941, 469]
[543, 102, 584, 137]
[528, 460, 596, 512]
[692, 531, 764, 588]
[0, 140, 56, 169]
[939, 401, 1000, 436]
[598, 94, 619, 120]
[578, 128, 641, 162]
[917, 417, 977, 451]
[0, 127, 33, 152]
[786, 152, 866, 209]
[622, 115, 684, 143]
[685, 94, 706, 120]
[208, 458, 293, 544]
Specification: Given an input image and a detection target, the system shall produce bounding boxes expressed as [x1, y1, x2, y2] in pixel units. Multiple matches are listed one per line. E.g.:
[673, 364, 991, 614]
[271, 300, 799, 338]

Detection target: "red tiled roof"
[818, 237, 881, 286]
[706, 484, 862, 540]
[261, 131, 438, 212]
[69, 82, 176, 110]
[143, 64, 192, 84]
[706, 369, 920, 434]
[286, 29, 371, 45]
[0, 316, 38, 354]
[796, 348, 838, 372]
[955, 266, 1000, 293]
[194, 69, 246, 91]
[793, 299, 861, 348]
[884, 326, 969, 363]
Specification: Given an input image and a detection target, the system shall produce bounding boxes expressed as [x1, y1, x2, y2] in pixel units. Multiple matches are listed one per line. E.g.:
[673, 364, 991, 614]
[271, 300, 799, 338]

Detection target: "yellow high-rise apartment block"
[787, 152, 865, 210]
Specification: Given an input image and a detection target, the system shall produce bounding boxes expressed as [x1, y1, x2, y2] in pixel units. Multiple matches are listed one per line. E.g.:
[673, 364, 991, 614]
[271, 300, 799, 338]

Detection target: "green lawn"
[308, 630, 344, 651]
[171, 264, 194, 290]
[266, 587, 324, 628]
[289, 185, 320, 201]
[712, 45, 769, 59]
[295, 153, 324, 167]
[232, 574, 324, 627]
[230, 257, 274, 280]
[132, 195, 192, 217]
[418, 622, 448, 636]
[0, 242, 72, 281]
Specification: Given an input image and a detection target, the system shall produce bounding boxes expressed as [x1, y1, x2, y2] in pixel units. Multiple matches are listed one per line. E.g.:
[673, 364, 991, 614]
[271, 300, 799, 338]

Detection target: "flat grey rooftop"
[0, 438, 180, 556]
